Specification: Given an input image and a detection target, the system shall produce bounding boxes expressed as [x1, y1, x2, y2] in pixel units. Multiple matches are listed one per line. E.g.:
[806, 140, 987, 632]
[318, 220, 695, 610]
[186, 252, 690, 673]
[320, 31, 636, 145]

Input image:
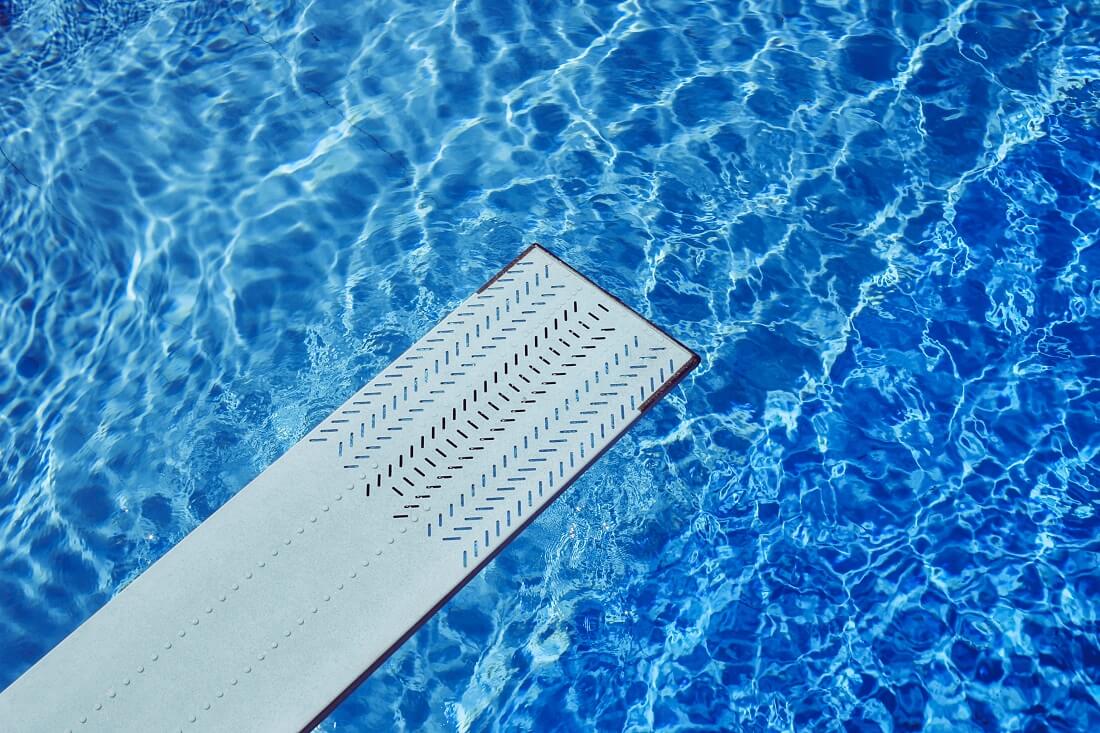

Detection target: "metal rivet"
[245, 571, 253, 579]
[165, 642, 172, 649]
[107, 689, 116, 698]
[258, 653, 265, 661]
[245, 666, 252, 674]
[284, 538, 291, 545]
[232, 583, 240, 591]
[412, 515, 419, 523]
[297, 618, 304, 625]
[371, 463, 379, 469]
[310, 516, 317, 523]
[349, 571, 357, 579]
[219, 594, 227, 602]
[216, 691, 224, 698]
[323, 594, 331, 602]
[137, 666, 145, 674]
[296, 527, 304, 534]
[189, 714, 197, 723]
[322, 505, 330, 511]
[388, 537, 395, 544]
[80, 717, 87, 724]
[284, 629, 292, 637]
[400, 526, 407, 534]
[231, 678, 238, 686]
[310, 606, 318, 614]
[347, 483, 355, 491]
[337, 583, 344, 590]
[271, 641, 279, 648]
[203, 703, 211, 710]
[375, 548, 383, 556]
[123, 678, 130, 686]
[94, 703, 102, 711]
[178, 630, 186, 638]
[360, 560, 369, 567]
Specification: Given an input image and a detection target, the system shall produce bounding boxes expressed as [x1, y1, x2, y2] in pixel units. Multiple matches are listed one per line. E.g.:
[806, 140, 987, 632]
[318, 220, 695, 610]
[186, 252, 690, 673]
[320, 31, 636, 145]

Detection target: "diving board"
[0, 244, 699, 732]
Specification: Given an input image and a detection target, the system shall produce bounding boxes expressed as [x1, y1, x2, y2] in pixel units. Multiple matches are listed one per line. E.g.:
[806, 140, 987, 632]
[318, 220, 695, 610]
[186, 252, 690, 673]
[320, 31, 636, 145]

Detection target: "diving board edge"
[304, 244, 698, 729]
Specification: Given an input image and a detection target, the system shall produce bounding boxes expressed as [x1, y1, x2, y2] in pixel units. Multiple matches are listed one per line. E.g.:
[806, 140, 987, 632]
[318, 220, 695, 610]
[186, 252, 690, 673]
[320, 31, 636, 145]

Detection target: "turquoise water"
[2, 0, 1099, 730]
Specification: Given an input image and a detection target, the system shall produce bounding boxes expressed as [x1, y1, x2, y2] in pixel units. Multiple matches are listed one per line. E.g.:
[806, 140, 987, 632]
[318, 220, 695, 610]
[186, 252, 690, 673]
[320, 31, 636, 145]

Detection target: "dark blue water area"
[1, 0, 1099, 730]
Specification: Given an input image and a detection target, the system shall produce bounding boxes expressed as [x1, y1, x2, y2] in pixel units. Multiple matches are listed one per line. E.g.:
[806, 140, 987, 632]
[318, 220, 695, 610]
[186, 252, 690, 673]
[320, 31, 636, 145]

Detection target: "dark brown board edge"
[476, 243, 539, 294]
[301, 243, 701, 732]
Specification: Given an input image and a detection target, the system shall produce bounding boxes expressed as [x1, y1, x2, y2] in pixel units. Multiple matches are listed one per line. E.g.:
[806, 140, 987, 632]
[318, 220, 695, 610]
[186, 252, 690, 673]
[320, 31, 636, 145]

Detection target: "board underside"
[0, 244, 698, 732]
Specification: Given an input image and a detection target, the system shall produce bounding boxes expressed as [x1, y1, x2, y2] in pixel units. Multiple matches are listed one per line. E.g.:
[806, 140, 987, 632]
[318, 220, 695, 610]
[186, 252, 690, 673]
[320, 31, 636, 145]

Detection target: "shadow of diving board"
[0, 244, 699, 732]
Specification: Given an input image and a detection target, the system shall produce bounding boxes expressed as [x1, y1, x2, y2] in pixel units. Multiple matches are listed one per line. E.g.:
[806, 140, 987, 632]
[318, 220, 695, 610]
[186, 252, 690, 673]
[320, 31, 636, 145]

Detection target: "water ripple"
[1, 0, 1098, 731]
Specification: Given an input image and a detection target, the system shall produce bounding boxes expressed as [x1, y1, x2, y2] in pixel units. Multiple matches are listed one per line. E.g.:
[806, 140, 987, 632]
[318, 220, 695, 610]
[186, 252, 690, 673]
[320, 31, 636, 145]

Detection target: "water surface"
[1, 0, 1098, 730]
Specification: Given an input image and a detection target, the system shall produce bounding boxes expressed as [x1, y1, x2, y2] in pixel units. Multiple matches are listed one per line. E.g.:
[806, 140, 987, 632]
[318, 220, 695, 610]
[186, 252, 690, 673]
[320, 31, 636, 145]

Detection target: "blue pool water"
[1, 0, 1099, 730]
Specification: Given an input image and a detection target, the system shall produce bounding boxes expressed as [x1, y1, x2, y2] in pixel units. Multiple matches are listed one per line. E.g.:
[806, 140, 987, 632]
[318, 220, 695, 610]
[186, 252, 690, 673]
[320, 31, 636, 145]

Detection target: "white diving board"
[0, 244, 699, 732]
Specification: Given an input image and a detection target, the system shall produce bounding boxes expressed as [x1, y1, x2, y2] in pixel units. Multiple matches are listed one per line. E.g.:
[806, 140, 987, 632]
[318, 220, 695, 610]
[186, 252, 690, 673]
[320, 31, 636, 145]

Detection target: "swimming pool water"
[1, 0, 1098, 730]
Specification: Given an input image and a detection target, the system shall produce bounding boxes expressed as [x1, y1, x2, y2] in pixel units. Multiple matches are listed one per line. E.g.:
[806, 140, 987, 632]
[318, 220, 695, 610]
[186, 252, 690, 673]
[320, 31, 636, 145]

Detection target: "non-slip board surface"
[0, 244, 699, 732]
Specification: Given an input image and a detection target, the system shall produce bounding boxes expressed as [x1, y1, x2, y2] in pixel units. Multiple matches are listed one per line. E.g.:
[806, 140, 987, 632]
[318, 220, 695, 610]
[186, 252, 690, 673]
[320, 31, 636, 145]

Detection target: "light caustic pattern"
[0, 0, 1098, 731]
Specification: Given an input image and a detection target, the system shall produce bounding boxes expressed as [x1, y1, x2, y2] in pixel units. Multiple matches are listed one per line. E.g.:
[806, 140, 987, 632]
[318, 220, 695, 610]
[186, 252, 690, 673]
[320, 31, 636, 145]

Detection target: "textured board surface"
[0, 244, 698, 733]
